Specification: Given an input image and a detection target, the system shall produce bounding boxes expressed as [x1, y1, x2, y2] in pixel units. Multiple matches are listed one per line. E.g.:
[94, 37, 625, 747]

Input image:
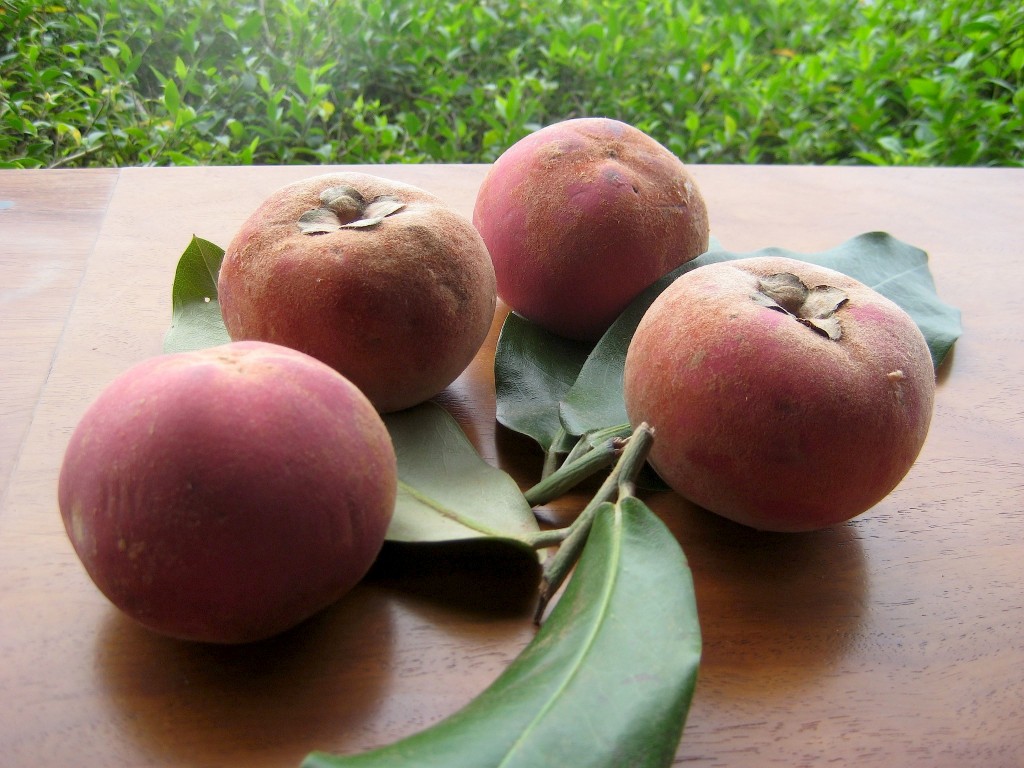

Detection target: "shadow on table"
[367, 537, 542, 618]
[93, 583, 396, 766]
[649, 492, 869, 697]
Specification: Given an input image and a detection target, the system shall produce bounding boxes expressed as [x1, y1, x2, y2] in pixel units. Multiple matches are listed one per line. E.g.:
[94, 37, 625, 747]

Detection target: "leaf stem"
[525, 437, 622, 507]
[525, 529, 572, 549]
[534, 423, 654, 623]
[560, 432, 591, 467]
[615, 428, 654, 501]
[563, 422, 632, 466]
[541, 438, 562, 480]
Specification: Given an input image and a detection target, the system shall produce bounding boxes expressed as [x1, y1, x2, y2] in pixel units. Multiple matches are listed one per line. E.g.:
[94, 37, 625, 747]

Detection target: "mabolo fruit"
[473, 117, 710, 342]
[623, 257, 936, 532]
[218, 172, 497, 413]
[58, 341, 397, 644]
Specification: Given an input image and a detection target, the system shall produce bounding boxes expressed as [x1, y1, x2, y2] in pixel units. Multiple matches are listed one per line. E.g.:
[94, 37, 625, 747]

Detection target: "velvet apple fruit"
[623, 257, 935, 532]
[58, 341, 397, 644]
[473, 117, 710, 341]
[218, 172, 497, 413]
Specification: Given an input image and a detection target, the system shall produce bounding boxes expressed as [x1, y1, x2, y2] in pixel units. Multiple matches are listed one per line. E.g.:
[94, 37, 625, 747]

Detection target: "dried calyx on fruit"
[219, 171, 497, 413]
[298, 185, 406, 234]
[752, 272, 849, 341]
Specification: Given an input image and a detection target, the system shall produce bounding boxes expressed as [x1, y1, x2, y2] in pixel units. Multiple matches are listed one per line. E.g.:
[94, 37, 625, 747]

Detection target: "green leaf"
[163, 236, 231, 353]
[163, 78, 180, 119]
[303, 495, 701, 768]
[383, 401, 540, 548]
[494, 311, 593, 452]
[558, 269, 677, 437]
[1011, 47, 1024, 71]
[560, 232, 961, 437]
[99, 55, 120, 78]
[295, 63, 313, 98]
[908, 77, 940, 98]
[878, 135, 904, 155]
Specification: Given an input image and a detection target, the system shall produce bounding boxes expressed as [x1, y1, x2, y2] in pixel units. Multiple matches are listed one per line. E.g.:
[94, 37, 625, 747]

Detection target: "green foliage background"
[2, 0, 1022, 168]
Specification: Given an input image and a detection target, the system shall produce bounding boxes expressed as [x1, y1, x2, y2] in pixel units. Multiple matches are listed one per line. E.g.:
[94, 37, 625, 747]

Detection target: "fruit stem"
[533, 423, 654, 623]
[525, 437, 622, 507]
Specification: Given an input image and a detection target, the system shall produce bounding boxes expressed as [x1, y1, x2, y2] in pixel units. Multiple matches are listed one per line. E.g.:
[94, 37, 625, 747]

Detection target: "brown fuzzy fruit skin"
[623, 257, 936, 532]
[219, 172, 497, 413]
[473, 117, 709, 342]
[57, 341, 397, 644]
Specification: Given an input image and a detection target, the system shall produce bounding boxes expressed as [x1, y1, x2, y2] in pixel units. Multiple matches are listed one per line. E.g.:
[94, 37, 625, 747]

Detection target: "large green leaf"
[163, 236, 231, 353]
[558, 270, 677, 438]
[494, 311, 593, 452]
[383, 402, 540, 548]
[303, 495, 702, 768]
[561, 231, 961, 437]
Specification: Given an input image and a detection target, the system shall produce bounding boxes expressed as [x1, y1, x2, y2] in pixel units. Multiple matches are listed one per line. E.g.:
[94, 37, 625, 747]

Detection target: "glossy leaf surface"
[493, 311, 593, 452]
[163, 236, 231, 353]
[383, 402, 539, 547]
[304, 495, 702, 768]
[558, 268, 677, 438]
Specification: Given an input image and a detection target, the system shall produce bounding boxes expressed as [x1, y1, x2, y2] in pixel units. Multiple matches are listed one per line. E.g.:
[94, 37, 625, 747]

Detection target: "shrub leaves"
[5, 2, 1020, 168]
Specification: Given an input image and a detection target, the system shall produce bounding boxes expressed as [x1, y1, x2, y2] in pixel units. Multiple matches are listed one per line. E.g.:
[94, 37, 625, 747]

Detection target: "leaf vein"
[397, 479, 514, 540]
[866, 263, 928, 292]
[496, 503, 623, 765]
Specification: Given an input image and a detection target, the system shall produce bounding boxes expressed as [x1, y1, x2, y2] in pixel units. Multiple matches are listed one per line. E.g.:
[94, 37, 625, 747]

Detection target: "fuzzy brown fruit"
[219, 172, 497, 413]
[58, 341, 397, 644]
[623, 257, 935, 532]
[473, 117, 710, 341]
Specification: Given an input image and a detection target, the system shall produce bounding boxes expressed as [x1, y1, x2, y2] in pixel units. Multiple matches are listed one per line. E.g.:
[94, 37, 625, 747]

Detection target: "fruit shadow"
[93, 583, 396, 766]
[367, 538, 543, 622]
[936, 342, 955, 387]
[647, 492, 869, 697]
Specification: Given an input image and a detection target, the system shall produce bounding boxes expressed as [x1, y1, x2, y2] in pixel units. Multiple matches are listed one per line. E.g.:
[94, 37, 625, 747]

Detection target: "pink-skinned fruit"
[473, 117, 709, 341]
[623, 256, 935, 532]
[58, 341, 397, 644]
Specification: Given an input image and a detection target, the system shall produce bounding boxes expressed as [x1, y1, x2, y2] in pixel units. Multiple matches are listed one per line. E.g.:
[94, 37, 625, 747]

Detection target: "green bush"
[1, 0, 1022, 168]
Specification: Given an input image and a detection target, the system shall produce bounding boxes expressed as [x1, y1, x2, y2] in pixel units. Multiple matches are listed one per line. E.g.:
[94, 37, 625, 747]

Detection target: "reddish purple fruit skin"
[623, 257, 936, 532]
[473, 117, 709, 342]
[58, 341, 397, 644]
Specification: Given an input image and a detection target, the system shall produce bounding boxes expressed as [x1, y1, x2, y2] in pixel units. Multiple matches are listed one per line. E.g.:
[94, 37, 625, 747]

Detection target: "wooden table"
[1, 164, 1021, 767]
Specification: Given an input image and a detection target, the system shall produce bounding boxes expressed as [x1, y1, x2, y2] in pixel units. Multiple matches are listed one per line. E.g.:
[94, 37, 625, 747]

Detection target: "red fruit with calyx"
[624, 256, 935, 532]
[219, 172, 497, 413]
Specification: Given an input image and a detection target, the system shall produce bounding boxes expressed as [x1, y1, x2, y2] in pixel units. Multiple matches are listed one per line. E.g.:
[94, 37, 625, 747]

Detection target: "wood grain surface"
[0, 164, 1021, 767]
